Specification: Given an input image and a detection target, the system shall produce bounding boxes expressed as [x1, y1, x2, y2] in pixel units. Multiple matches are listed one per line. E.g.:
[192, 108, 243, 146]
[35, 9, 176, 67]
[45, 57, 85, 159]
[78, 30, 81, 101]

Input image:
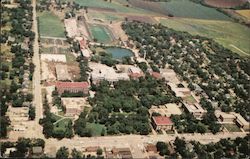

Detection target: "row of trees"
[156, 136, 249, 158]
[56, 146, 104, 159]
[0, 0, 35, 138]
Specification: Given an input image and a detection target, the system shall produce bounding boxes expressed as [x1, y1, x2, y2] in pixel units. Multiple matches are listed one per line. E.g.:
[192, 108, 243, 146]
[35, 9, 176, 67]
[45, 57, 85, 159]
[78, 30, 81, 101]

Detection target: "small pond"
[105, 47, 134, 60]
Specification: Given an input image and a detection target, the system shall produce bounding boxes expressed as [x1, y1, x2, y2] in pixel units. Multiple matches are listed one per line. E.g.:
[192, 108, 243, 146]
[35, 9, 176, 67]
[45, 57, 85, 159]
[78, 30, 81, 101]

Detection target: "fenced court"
[89, 24, 113, 43]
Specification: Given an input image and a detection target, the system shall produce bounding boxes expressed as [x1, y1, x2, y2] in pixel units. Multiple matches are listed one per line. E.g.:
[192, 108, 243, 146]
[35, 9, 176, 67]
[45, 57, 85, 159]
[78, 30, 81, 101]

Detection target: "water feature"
[105, 47, 134, 60]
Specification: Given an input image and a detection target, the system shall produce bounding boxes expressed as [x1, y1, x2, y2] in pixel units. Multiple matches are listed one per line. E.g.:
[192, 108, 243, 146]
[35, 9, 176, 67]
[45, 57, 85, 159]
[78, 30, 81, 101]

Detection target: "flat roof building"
[233, 113, 249, 131]
[183, 102, 207, 120]
[31, 146, 43, 155]
[149, 104, 182, 117]
[112, 148, 133, 159]
[169, 83, 191, 98]
[89, 62, 129, 85]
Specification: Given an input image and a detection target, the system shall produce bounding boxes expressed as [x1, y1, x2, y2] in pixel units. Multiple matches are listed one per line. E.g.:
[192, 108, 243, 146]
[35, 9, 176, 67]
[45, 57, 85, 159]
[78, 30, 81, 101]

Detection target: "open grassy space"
[86, 123, 106, 136]
[54, 118, 72, 131]
[183, 95, 197, 104]
[74, 0, 153, 14]
[88, 11, 124, 22]
[160, 18, 250, 56]
[89, 24, 113, 43]
[223, 124, 241, 132]
[163, 0, 231, 20]
[38, 11, 65, 38]
[130, 0, 231, 20]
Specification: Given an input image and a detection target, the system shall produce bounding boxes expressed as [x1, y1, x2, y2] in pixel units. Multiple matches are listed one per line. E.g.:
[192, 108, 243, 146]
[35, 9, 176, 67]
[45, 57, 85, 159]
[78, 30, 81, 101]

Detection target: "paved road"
[32, 0, 43, 139]
[44, 132, 248, 156]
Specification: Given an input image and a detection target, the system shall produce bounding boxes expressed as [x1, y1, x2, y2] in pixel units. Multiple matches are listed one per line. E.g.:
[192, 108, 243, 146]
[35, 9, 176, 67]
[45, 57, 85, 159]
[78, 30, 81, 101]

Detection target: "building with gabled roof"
[152, 116, 173, 131]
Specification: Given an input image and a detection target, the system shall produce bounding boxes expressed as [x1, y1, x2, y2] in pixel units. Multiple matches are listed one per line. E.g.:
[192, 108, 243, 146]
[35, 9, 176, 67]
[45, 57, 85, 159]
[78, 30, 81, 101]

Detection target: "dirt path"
[230, 44, 249, 56]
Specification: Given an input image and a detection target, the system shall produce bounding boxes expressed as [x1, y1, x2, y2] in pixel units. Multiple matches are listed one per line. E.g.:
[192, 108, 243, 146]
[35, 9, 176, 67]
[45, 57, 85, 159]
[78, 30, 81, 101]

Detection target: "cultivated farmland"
[88, 11, 124, 22]
[160, 18, 250, 56]
[204, 0, 247, 8]
[236, 10, 250, 21]
[130, 0, 231, 20]
[38, 11, 65, 38]
[74, 0, 153, 14]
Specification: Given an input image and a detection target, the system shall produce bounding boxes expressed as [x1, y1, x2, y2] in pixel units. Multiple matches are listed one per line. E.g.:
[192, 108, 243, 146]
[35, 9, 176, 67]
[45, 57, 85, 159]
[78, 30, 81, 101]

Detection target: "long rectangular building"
[56, 82, 89, 95]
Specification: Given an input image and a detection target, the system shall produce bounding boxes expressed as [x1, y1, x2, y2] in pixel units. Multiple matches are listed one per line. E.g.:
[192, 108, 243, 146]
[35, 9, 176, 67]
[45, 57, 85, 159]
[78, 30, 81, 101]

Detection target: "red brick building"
[152, 116, 173, 131]
[56, 82, 89, 95]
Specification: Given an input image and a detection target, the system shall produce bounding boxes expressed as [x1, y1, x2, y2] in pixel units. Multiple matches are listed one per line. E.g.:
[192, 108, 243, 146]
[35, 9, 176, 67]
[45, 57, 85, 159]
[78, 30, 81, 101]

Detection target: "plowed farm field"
[204, 0, 247, 8]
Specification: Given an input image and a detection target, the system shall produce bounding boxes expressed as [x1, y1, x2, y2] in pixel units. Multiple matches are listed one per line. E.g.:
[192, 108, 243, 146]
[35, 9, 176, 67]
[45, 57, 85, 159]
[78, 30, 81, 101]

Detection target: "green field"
[74, 0, 152, 14]
[129, 0, 231, 20]
[88, 12, 124, 22]
[223, 124, 241, 132]
[89, 25, 113, 43]
[160, 18, 250, 56]
[54, 118, 72, 131]
[38, 11, 65, 38]
[86, 123, 106, 136]
[162, 0, 231, 20]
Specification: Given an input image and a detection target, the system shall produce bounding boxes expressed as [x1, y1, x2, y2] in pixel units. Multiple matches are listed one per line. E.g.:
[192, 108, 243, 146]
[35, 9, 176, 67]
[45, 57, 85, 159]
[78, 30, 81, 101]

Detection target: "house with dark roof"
[56, 82, 89, 95]
[151, 116, 173, 131]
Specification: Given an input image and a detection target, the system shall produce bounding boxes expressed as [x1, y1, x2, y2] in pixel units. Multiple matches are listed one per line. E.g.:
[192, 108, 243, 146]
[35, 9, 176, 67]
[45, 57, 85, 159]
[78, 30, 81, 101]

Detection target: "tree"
[26, 93, 33, 102]
[28, 106, 35, 120]
[137, 62, 148, 72]
[71, 148, 82, 159]
[174, 137, 187, 157]
[0, 116, 10, 138]
[197, 123, 207, 134]
[156, 141, 169, 156]
[96, 148, 103, 156]
[14, 138, 31, 157]
[10, 81, 19, 93]
[56, 147, 69, 159]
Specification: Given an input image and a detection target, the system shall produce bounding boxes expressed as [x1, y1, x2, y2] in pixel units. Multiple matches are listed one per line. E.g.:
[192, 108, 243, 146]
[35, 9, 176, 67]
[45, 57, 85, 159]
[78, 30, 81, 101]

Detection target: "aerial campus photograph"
[0, 0, 250, 158]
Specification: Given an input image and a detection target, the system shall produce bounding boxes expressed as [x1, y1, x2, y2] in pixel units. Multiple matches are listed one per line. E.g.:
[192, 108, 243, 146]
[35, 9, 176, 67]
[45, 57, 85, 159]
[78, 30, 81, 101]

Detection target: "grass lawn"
[183, 95, 197, 104]
[160, 18, 250, 56]
[89, 24, 113, 43]
[223, 124, 241, 132]
[86, 123, 106, 136]
[51, 113, 62, 121]
[54, 118, 72, 131]
[38, 11, 65, 38]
